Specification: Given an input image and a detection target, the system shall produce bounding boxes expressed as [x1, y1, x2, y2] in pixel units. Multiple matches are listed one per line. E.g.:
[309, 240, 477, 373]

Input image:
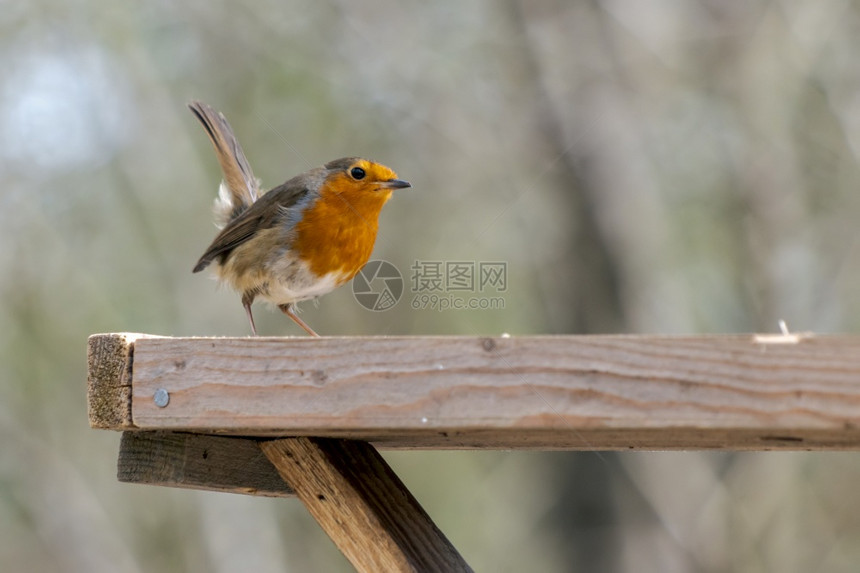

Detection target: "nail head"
[154, 388, 170, 408]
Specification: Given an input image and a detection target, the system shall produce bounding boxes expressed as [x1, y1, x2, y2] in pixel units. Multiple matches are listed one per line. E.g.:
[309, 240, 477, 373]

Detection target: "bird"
[188, 101, 411, 336]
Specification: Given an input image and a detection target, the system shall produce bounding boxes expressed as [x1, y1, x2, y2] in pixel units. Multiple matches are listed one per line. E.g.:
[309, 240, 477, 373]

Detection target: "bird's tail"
[188, 101, 260, 227]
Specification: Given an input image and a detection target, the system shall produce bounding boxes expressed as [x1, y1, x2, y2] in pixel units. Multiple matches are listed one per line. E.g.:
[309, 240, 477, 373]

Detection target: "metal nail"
[153, 388, 170, 408]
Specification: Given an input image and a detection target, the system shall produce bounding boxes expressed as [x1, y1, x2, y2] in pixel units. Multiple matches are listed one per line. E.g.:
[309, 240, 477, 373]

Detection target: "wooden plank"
[118, 431, 294, 497]
[88, 333, 860, 449]
[260, 437, 472, 572]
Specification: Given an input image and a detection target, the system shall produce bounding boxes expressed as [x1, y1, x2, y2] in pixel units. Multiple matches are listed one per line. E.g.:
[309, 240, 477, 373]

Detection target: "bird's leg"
[279, 303, 320, 337]
[242, 292, 258, 336]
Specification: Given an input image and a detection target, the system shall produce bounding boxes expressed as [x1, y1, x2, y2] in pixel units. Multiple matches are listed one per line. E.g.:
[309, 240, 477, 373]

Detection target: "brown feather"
[188, 101, 259, 218]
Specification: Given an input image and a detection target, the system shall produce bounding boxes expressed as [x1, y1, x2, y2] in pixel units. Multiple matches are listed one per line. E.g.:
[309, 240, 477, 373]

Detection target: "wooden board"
[261, 438, 472, 572]
[88, 333, 860, 449]
[118, 431, 293, 497]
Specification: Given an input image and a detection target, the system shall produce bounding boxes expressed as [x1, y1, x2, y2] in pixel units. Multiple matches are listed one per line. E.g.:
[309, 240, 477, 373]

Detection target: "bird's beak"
[382, 178, 412, 189]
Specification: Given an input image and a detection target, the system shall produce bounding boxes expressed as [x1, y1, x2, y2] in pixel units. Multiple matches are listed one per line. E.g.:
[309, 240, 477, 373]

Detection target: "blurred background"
[3, 1, 860, 571]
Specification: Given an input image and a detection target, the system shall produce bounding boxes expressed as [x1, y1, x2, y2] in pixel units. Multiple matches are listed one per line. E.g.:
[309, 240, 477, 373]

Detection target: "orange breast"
[292, 175, 392, 281]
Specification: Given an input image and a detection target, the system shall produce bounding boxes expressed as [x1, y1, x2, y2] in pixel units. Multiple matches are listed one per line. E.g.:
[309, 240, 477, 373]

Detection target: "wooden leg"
[261, 437, 472, 573]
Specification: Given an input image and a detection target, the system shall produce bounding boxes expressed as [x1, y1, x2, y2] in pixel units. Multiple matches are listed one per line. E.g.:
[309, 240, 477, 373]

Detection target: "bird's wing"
[193, 181, 312, 273]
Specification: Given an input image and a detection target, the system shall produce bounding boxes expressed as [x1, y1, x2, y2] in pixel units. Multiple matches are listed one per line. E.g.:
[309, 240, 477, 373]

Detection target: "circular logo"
[352, 260, 403, 311]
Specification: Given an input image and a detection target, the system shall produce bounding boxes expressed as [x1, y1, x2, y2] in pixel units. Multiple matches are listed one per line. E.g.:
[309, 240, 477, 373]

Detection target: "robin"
[189, 101, 411, 336]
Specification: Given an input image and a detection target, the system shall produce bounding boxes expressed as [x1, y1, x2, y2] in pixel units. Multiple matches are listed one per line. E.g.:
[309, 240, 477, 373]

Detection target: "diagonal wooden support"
[113, 430, 471, 570]
[260, 437, 473, 573]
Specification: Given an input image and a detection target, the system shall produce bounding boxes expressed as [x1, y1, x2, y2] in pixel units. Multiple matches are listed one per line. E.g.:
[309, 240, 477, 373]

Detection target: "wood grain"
[261, 438, 472, 572]
[87, 333, 145, 429]
[89, 333, 860, 449]
[117, 431, 293, 497]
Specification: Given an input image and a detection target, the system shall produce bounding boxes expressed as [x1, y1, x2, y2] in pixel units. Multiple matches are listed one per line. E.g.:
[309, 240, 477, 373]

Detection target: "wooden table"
[88, 332, 860, 572]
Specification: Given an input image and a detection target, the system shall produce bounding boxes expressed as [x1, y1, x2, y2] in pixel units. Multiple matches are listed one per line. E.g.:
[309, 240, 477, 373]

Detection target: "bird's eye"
[350, 167, 366, 180]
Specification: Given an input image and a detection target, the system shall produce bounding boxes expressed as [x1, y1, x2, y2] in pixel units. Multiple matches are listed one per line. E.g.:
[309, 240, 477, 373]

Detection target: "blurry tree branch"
[507, 1, 625, 335]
